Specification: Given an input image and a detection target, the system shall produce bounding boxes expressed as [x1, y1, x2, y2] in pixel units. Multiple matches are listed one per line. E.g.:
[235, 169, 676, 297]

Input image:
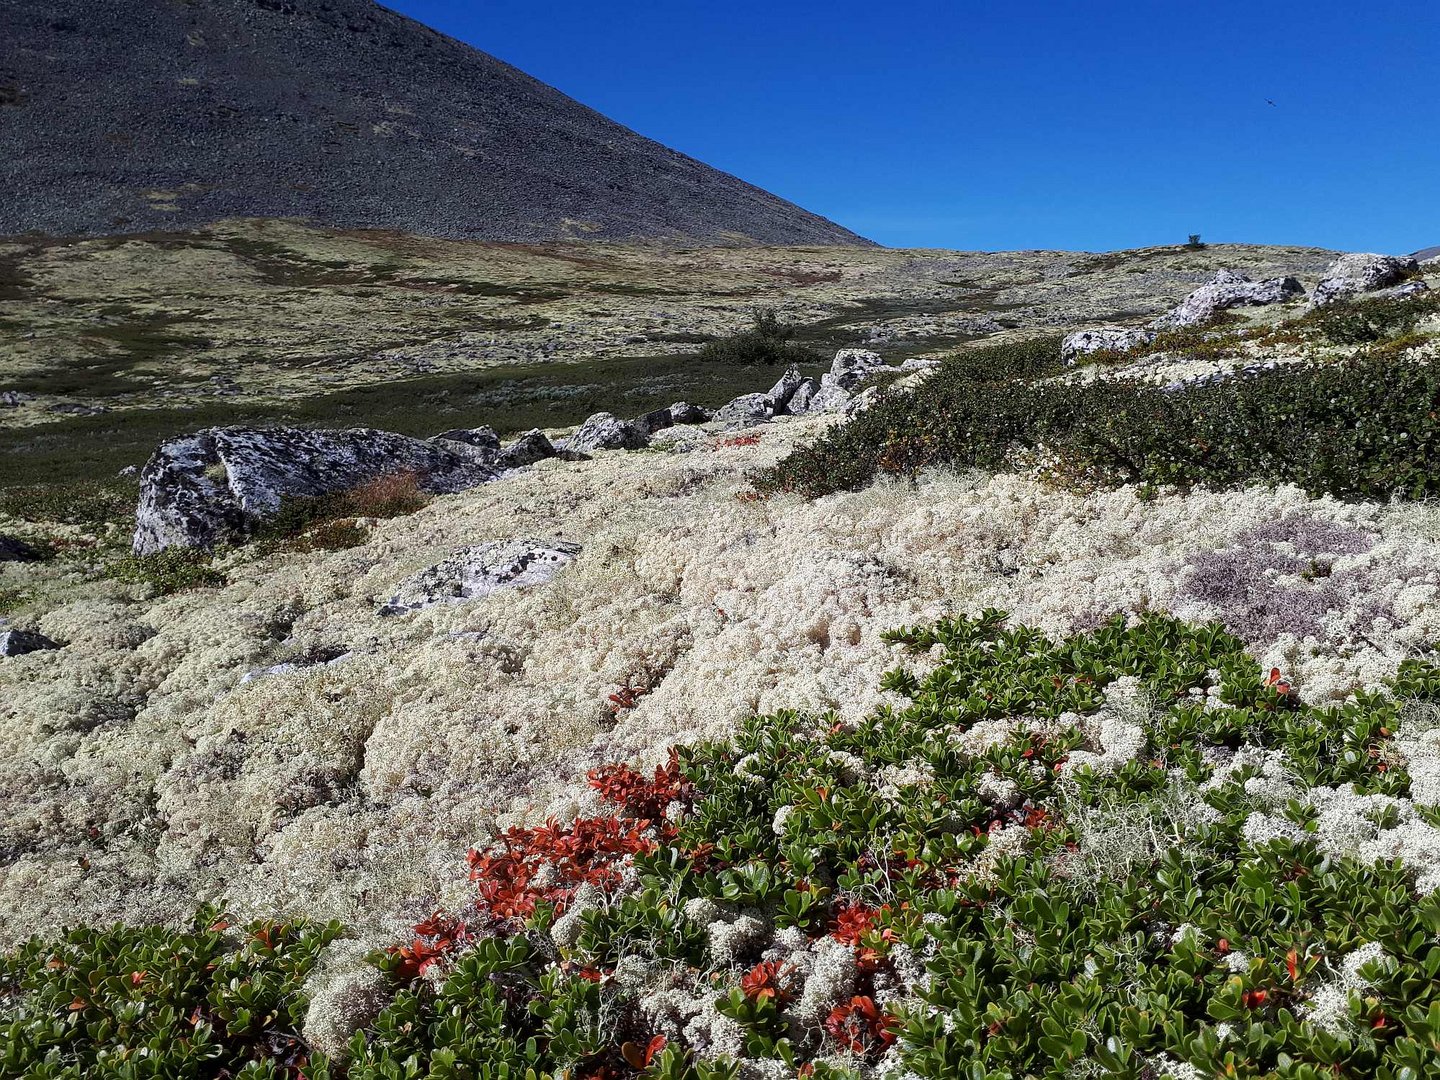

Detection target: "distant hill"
[1414, 246, 1440, 261]
[0, 0, 869, 246]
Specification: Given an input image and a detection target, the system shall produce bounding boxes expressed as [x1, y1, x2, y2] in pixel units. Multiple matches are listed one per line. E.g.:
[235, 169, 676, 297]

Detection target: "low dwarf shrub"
[697, 309, 821, 368]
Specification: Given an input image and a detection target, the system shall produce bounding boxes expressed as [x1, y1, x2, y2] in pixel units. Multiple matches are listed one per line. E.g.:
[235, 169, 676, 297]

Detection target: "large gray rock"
[1060, 327, 1157, 365]
[1311, 253, 1421, 307]
[786, 378, 821, 414]
[831, 348, 885, 379]
[380, 539, 581, 615]
[1365, 280, 1431, 302]
[667, 401, 711, 425]
[1152, 270, 1304, 329]
[0, 629, 59, 657]
[631, 408, 676, 437]
[807, 374, 854, 413]
[765, 365, 806, 413]
[495, 429, 559, 470]
[564, 412, 650, 452]
[0, 535, 42, 563]
[713, 393, 774, 427]
[433, 426, 501, 454]
[133, 426, 498, 555]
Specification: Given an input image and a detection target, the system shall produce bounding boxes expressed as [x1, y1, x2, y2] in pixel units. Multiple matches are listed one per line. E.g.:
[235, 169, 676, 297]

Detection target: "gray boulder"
[0, 391, 30, 408]
[1365, 280, 1431, 302]
[1152, 270, 1304, 329]
[786, 378, 820, 414]
[831, 348, 885, 379]
[1312, 253, 1421, 307]
[133, 426, 498, 555]
[0, 629, 59, 656]
[433, 426, 501, 453]
[667, 401, 711, 425]
[897, 357, 943, 373]
[713, 393, 774, 427]
[380, 539, 581, 615]
[807, 374, 854, 413]
[0, 535, 41, 563]
[495, 429, 560, 470]
[765, 365, 806, 413]
[1060, 327, 1157, 365]
[631, 407, 676, 437]
[564, 412, 650, 452]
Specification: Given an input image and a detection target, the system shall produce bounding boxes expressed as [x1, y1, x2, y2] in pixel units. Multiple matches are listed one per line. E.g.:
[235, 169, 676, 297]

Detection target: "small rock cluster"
[130, 348, 935, 555]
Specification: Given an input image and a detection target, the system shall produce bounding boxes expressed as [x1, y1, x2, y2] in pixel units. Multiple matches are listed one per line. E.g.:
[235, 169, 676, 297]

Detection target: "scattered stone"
[1152, 270, 1304, 329]
[807, 374, 854, 413]
[897, 357, 943, 372]
[1312, 253, 1421, 307]
[240, 647, 352, 684]
[495, 429, 559, 470]
[0, 629, 59, 657]
[1060, 327, 1157, 364]
[830, 348, 885, 379]
[117, 464, 138, 478]
[765, 365, 806, 413]
[1365, 280, 1431, 302]
[712, 393, 773, 427]
[433, 426, 502, 453]
[0, 391, 30, 407]
[564, 412, 650, 452]
[667, 401, 711, 425]
[0, 535, 41, 563]
[379, 539, 581, 615]
[132, 426, 497, 555]
[631, 407, 676, 436]
[786, 378, 820, 414]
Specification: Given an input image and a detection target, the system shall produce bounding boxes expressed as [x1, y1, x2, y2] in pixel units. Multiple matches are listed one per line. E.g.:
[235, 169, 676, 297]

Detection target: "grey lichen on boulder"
[379, 538, 582, 615]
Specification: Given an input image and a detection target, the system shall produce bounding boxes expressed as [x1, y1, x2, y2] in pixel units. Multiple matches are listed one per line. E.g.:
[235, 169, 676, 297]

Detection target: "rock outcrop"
[713, 394, 774, 428]
[1060, 327, 1158, 365]
[564, 413, 651, 453]
[495, 430, 560, 471]
[1311, 254, 1421, 307]
[0, 536, 42, 563]
[1152, 270, 1304, 329]
[133, 427, 497, 555]
[379, 540, 582, 615]
[0, 629, 60, 657]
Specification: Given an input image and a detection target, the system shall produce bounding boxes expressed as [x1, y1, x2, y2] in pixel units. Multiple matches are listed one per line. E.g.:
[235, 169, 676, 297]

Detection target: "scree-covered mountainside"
[0, 0, 869, 245]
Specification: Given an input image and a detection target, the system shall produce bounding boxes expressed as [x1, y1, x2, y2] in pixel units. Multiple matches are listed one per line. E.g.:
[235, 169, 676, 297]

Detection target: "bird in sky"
[1266, 99, 1277, 106]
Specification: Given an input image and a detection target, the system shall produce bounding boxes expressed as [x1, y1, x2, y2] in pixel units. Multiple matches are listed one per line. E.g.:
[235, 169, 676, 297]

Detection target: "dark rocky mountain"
[0, 0, 869, 245]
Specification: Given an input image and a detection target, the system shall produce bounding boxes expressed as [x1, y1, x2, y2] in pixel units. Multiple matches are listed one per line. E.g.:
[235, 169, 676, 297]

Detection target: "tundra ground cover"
[9, 612, 1440, 1078]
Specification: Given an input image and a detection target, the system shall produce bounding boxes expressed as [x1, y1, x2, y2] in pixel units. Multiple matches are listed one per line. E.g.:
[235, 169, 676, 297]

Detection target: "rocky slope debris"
[132, 426, 498, 555]
[0, 0, 868, 245]
[1312, 253, 1424, 306]
[379, 540, 583, 615]
[1152, 269, 1305, 329]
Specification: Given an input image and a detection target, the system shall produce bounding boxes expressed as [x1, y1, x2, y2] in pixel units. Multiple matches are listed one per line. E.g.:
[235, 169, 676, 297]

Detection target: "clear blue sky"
[387, 1, 1438, 253]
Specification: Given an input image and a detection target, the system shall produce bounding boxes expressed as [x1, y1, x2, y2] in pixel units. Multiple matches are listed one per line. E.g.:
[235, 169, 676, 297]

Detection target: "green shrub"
[697, 309, 822, 368]
[760, 335, 1440, 500]
[0, 905, 339, 1078]
[106, 547, 227, 595]
[1298, 290, 1440, 345]
[0, 480, 133, 528]
[1186, 234, 1205, 250]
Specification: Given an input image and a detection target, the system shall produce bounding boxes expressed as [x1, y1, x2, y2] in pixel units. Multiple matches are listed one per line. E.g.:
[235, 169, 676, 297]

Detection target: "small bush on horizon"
[697, 308, 822, 368]
[1186, 233, 1206, 249]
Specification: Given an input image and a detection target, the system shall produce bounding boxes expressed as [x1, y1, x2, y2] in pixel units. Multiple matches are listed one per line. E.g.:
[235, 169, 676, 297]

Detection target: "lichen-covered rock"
[830, 348, 884, 379]
[898, 357, 943, 372]
[1366, 280, 1431, 302]
[1060, 326, 1157, 364]
[132, 426, 497, 555]
[433, 426, 501, 454]
[495, 429, 559, 470]
[785, 378, 820, 414]
[0, 535, 41, 563]
[807, 374, 854, 413]
[379, 539, 581, 615]
[765, 365, 806, 413]
[667, 401, 711, 425]
[0, 629, 59, 656]
[713, 393, 773, 427]
[1152, 270, 1304, 329]
[1311, 253, 1421, 306]
[632, 408, 676, 436]
[564, 412, 650, 452]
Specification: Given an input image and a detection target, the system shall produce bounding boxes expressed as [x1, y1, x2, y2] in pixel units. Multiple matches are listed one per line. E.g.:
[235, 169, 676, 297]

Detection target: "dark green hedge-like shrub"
[761, 335, 1440, 501]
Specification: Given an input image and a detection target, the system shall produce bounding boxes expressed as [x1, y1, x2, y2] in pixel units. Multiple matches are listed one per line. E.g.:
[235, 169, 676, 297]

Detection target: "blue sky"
[387, 1, 1438, 253]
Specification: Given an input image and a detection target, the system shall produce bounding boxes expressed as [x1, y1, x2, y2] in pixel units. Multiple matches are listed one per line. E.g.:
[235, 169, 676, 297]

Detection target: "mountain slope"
[0, 0, 869, 245]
